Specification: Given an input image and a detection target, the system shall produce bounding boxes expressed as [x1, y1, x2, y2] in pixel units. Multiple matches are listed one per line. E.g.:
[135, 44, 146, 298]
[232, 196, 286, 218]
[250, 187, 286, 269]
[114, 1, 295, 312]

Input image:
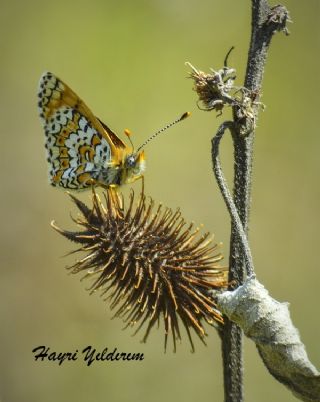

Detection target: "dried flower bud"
[187, 61, 265, 133]
[266, 5, 292, 36]
[186, 61, 238, 114]
[233, 87, 265, 133]
[52, 189, 227, 351]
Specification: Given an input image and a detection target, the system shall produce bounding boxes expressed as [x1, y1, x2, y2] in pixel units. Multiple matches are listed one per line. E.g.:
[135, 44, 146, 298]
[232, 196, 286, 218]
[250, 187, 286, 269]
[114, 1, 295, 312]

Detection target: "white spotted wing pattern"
[38, 72, 145, 190]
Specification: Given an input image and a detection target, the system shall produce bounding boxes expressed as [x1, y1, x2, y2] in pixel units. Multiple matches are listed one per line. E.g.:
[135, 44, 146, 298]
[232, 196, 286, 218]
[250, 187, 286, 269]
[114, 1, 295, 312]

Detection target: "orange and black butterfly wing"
[38, 72, 127, 189]
[97, 118, 128, 150]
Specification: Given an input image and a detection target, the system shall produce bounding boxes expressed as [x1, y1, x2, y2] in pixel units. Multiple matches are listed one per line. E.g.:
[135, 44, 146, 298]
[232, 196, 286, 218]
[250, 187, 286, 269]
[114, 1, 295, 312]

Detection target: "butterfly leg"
[141, 175, 145, 196]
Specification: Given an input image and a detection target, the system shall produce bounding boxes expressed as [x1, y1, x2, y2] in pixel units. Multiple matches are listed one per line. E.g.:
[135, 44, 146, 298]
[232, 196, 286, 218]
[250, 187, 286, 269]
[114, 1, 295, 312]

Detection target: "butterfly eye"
[126, 155, 136, 168]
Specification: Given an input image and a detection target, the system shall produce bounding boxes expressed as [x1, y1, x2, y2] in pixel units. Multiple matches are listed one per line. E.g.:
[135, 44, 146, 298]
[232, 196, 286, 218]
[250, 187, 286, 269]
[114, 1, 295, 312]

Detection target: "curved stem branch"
[211, 122, 254, 277]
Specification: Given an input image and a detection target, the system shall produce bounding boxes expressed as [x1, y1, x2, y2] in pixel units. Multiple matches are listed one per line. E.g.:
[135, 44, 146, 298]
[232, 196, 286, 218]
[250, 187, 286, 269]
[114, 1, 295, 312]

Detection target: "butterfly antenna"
[124, 129, 135, 153]
[137, 112, 191, 152]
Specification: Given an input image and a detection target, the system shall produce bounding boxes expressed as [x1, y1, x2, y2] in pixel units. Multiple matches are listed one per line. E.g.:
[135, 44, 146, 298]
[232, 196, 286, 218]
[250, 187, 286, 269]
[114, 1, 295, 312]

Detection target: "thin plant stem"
[215, 1, 290, 401]
[211, 121, 254, 277]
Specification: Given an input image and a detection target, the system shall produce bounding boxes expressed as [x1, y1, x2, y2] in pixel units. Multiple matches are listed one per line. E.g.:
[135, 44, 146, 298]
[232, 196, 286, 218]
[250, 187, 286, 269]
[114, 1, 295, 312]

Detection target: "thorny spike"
[52, 188, 227, 351]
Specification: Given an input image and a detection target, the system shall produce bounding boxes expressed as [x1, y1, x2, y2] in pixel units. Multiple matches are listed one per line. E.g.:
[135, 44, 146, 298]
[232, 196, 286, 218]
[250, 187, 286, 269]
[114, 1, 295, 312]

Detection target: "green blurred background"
[1, 0, 319, 401]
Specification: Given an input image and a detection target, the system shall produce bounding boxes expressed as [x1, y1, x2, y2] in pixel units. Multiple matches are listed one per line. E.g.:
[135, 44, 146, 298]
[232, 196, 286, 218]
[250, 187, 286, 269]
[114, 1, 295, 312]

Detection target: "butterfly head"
[122, 150, 146, 184]
[120, 112, 190, 185]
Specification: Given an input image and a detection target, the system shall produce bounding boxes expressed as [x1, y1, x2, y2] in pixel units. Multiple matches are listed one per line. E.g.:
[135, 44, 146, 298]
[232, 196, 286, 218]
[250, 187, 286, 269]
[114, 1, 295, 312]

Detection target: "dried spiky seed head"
[52, 189, 227, 351]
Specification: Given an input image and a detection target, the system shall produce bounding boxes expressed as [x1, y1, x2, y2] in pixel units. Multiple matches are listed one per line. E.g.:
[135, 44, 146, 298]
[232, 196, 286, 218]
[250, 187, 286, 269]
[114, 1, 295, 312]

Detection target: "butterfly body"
[38, 72, 145, 190]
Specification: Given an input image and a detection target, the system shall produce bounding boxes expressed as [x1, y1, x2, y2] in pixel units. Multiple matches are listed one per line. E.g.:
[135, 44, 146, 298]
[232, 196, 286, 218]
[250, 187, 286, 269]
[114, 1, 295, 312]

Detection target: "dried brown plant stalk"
[187, 2, 291, 400]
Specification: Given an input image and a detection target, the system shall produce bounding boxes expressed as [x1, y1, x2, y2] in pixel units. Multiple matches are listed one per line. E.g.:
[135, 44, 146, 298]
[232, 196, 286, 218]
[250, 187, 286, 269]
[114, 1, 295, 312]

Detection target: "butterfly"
[38, 72, 190, 190]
